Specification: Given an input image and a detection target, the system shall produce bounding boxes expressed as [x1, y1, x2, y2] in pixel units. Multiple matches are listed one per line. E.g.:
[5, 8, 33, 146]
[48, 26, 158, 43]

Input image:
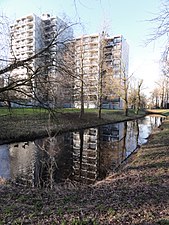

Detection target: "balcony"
[26, 41, 33, 46]
[104, 48, 112, 54]
[90, 60, 98, 66]
[113, 52, 121, 59]
[27, 25, 33, 30]
[27, 28, 33, 33]
[105, 56, 112, 62]
[26, 32, 33, 38]
[26, 47, 33, 53]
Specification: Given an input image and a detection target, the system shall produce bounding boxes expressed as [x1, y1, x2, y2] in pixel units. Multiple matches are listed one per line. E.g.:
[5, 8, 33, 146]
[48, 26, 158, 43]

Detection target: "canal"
[0, 115, 164, 187]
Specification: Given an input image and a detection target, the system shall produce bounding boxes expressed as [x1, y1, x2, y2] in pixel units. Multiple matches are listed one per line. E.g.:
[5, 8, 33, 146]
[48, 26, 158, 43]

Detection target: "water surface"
[0, 115, 163, 186]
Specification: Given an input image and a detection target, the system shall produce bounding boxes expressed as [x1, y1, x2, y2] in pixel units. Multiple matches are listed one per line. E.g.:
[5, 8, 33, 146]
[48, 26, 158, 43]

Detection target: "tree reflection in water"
[0, 115, 164, 187]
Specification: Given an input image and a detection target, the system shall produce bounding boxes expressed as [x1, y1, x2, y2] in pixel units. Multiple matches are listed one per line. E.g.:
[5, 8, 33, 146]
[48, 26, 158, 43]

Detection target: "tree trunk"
[124, 103, 128, 116]
[98, 101, 102, 119]
[79, 80, 84, 118]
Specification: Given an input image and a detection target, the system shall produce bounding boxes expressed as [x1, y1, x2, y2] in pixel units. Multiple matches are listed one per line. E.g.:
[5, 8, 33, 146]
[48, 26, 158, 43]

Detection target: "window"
[114, 37, 121, 43]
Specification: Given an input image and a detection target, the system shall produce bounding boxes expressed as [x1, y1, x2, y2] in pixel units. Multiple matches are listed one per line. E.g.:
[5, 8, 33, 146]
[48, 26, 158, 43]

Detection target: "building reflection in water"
[98, 122, 126, 179]
[71, 121, 137, 184]
[0, 145, 10, 179]
[9, 142, 36, 184]
[72, 128, 98, 184]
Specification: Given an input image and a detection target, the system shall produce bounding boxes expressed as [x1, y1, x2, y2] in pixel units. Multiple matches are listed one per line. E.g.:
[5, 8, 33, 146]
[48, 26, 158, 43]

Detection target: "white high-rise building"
[73, 33, 129, 109]
[73, 34, 100, 108]
[10, 14, 42, 79]
[9, 13, 73, 105]
[103, 34, 129, 109]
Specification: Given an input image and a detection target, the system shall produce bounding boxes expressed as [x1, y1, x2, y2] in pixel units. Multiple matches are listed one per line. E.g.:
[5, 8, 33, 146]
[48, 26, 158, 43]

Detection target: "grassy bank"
[0, 107, 146, 144]
[0, 110, 169, 224]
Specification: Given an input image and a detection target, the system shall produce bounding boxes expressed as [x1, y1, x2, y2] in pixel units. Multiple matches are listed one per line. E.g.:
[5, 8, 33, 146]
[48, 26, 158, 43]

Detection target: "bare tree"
[147, 1, 169, 43]
[147, 1, 169, 95]
[150, 86, 162, 108]
[110, 63, 130, 116]
[159, 41, 169, 87]
[152, 76, 169, 108]
[0, 13, 75, 110]
[123, 75, 129, 116]
[135, 79, 144, 114]
[98, 31, 107, 119]
[129, 76, 147, 112]
[128, 76, 137, 111]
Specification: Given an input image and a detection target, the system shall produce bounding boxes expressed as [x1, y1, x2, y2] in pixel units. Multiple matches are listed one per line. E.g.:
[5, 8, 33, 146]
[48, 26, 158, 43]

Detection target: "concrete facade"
[73, 33, 129, 109]
[9, 13, 73, 106]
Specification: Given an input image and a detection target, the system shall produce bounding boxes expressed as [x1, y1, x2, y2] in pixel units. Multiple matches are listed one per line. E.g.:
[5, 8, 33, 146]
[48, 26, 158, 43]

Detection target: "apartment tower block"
[9, 13, 129, 109]
[9, 13, 73, 106]
[73, 33, 129, 109]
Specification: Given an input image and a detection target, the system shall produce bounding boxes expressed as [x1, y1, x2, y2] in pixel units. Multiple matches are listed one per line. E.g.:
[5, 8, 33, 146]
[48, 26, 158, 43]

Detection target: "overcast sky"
[0, 0, 166, 96]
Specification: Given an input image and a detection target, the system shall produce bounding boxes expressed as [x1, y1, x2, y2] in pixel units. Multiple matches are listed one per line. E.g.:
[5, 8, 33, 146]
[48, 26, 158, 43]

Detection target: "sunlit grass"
[146, 109, 169, 116]
[0, 107, 48, 116]
[0, 107, 144, 117]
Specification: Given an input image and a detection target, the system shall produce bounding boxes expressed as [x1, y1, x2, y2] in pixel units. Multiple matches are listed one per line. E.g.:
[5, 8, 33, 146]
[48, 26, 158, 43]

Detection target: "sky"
[0, 0, 166, 96]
